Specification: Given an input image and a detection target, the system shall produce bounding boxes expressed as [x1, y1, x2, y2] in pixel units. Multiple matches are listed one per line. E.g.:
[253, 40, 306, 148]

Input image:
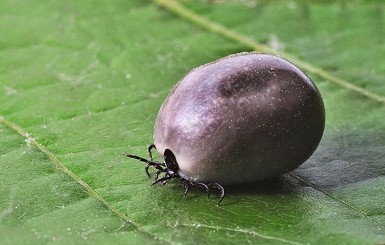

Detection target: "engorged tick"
[127, 52, 325, 205]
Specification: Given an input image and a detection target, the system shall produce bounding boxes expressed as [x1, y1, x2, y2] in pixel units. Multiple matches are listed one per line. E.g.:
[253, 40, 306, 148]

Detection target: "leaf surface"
[1, 0, 385, 244]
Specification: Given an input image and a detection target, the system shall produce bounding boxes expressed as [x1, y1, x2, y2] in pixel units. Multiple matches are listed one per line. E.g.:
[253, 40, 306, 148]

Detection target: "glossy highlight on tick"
[127, 52, 325, 205]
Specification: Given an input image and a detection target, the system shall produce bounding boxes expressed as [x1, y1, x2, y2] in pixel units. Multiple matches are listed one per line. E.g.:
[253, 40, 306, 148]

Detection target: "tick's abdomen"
[154, 53, 325, 185]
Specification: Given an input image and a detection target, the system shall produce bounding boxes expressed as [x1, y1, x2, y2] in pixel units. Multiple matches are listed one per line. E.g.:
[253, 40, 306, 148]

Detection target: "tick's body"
[154, 53, 325, 185]
[127, 52, 325, 204]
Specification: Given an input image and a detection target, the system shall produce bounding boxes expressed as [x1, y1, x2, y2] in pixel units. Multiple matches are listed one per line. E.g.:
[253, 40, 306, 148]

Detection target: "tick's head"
[164, 149, 179, 174]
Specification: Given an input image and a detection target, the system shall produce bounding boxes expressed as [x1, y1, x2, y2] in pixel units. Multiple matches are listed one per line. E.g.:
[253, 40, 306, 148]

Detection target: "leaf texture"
[1, 0, 385, 244]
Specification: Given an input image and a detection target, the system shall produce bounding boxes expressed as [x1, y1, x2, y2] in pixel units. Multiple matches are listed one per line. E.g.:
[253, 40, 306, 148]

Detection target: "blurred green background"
[1, 0, 385, 244]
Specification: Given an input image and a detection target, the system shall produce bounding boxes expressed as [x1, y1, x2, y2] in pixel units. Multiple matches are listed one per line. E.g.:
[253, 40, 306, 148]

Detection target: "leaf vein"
[181, 223, 305, 245]
[154, 0, 385, 104]
[0, 115, 172, 244]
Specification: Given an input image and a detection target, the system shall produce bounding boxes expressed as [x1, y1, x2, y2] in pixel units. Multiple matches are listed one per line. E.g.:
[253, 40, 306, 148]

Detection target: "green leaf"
[1, 0, 385, 244]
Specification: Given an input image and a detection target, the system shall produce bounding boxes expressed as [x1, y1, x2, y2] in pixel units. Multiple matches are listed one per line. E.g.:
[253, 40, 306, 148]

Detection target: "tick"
[127, 52, 325, 205]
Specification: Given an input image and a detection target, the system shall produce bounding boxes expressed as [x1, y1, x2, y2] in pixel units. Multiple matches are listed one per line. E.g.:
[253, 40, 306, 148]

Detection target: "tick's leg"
[152, 175, 174, 185]
[147, 144, 156, 161]
[155, 170, 164, 180]
[127, 154, 153, 177]
[195, 183, 210, 199]
[127, 153, 165, 177]
[183, 183, 190, 196]
[144, 165, 152, 177]
[126, 154, 150, 163]
[146, 162, 166, 178]
[178, 179, 190, 196]
[152, 163, 166, 179]
[209, 183, 225, 205]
